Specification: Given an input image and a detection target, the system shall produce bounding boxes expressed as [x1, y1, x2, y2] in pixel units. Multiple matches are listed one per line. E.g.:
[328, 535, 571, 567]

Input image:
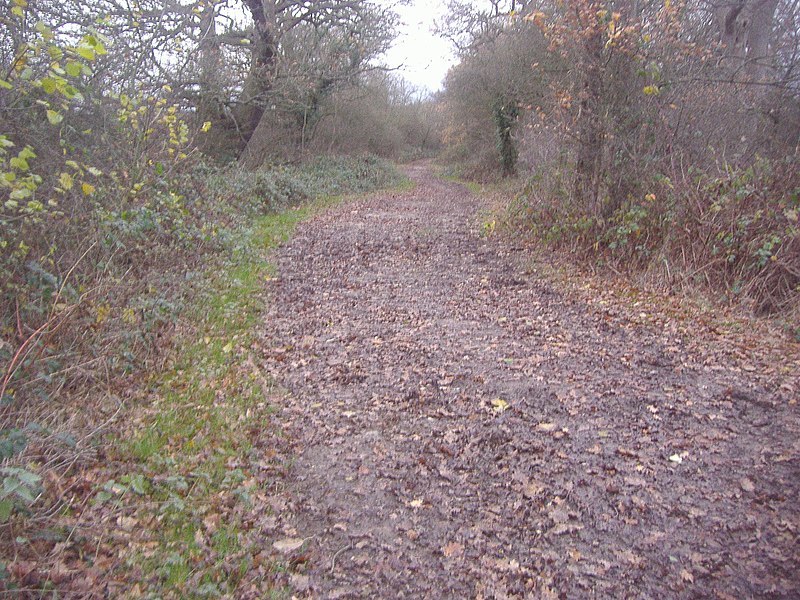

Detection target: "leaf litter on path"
[259, 162, 800, 599]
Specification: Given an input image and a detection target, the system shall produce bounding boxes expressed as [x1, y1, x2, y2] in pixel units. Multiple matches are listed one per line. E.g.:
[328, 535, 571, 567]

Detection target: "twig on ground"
[330, 542, 353, 575]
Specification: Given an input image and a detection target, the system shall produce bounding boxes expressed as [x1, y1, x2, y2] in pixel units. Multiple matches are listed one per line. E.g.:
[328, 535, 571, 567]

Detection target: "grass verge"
[110, 202, 334, 598]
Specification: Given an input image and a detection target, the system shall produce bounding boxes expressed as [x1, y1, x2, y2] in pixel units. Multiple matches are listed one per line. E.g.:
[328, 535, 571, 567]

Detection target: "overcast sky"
[383, 0, 457, 94]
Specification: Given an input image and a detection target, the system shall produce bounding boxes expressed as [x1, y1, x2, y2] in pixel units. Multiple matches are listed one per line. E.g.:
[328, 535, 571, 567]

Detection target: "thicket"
[440, 0, 800, 321]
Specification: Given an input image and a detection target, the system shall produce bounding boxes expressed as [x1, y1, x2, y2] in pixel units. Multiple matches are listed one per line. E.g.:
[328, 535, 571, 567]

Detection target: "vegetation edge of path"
[2, 173, 412, 598]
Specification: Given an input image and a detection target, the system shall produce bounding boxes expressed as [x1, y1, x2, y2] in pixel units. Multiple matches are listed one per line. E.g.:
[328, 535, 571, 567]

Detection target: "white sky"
[384, 0, 456, 94]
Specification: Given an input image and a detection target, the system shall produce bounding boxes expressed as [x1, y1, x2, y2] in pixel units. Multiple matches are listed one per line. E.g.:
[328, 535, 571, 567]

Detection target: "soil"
[259, 163, 800, 599]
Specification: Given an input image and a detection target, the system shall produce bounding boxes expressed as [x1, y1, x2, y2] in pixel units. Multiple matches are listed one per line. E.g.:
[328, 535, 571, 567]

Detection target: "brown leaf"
[273, 537, 304, 553]
[523, 480, 545, 498]
[442, 541, 464, 558]
[203, 513, 220, 534]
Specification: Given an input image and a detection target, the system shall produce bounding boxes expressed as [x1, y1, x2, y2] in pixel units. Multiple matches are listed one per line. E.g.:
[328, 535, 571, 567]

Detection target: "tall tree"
[235, 0, 398, 165]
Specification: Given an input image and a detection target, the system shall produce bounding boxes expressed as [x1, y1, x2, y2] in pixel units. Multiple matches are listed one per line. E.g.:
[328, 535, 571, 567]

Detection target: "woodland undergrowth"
[495, 156, 800, 338]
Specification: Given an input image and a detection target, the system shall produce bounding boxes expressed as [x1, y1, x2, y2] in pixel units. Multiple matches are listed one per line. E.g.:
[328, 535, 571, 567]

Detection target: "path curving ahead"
[260, 163, 799, 599]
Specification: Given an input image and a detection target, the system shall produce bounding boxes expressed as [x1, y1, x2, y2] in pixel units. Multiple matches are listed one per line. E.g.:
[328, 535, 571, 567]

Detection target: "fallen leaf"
[203, 513, 220, 534]
[117, 516, 137, 531]
[491, 398, 509, 413]
[740, 478, 755, 493]
[668, 454, 683, 464]
[538, 422, 557, 432]
[680, 569, 694, 583]
[523, 480, 545, 498]
[616, 447, 639, 458]
[442, 541, 464, 558]
[273, 538, 304, 553]
[290, 574, 310, 592]
[547, 523, 583, 536]
[409, 498, 424, 508]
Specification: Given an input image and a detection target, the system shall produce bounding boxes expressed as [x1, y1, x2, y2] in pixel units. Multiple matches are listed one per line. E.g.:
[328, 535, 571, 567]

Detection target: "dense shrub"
[510, 157, 800, 315]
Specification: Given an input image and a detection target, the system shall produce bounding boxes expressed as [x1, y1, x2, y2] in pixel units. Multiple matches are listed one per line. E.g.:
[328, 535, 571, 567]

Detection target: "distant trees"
[439, 1, 551, 176]
[233, 0, 399, 164]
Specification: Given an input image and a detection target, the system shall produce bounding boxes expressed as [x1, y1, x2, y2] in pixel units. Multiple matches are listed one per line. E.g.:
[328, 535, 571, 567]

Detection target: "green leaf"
[15, 470, 40, 487]
[9, 188, 31, 200]
[59, 172, 73, 190]
[76, 46, 95, 61]
[128, 474, 147, 495]
[11, 6, 24, 18]
[35, 20, 54, 40]
[18, 147, 35, 160]
[9, 157, 29, 171]
[63, 86, 83, 101]
[46, 109, 63, 125]
[65, 61, 82, 77]
[0, 499, 12, 523]
[41, 77, 57, 94]
[0, 79, 12, 90]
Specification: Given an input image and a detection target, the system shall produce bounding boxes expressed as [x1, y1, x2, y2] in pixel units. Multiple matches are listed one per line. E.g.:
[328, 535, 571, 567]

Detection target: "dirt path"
[259, 164, 799, 599]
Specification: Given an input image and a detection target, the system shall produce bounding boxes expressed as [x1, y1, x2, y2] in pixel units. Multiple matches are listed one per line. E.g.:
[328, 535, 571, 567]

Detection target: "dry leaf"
[290, 574, 311, 592]
[273, 538, 304, 553]
[442, 541, 464, 558]
[740, 478, 755, 493]
[538, 422, 557, 432]
[203, 513, 220, 534]
[523, 480, 545, 498]
[117, 516, 137, 531]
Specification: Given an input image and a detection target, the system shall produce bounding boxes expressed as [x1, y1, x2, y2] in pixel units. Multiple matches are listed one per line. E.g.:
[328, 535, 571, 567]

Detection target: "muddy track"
[259, 163, 799, 599]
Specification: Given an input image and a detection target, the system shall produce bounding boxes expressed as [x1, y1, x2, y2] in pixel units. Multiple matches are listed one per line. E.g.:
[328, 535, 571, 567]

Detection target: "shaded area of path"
[260, 163, 799, 598]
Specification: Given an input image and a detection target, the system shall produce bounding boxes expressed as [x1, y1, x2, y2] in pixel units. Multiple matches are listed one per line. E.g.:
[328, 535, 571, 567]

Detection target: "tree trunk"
[197, 1, 222, 124]
[237, 0, 278, 165]
[719, 0, 779, 81]
[573, 27, 605, 215]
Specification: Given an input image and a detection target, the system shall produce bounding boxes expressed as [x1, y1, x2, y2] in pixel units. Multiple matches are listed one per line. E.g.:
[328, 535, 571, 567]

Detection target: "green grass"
[109, 190, 371, 599]
[440, 172, 484, 194]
